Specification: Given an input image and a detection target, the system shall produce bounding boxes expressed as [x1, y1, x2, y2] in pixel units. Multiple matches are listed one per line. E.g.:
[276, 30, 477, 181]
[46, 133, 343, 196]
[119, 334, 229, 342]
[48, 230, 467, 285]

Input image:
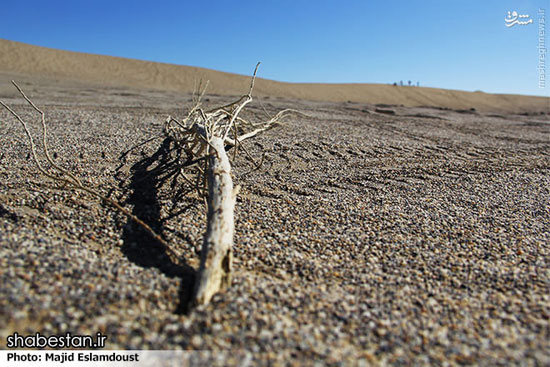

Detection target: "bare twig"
[1, 63, 295, 308]
[164, 63, 293, 305]
[0, 83, 180, 263]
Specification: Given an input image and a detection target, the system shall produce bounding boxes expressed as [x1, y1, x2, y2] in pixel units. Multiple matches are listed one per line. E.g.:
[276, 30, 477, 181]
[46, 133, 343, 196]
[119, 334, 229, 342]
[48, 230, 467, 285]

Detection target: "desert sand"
[0, 40, 549, 366]
[1, 38, 549, 113]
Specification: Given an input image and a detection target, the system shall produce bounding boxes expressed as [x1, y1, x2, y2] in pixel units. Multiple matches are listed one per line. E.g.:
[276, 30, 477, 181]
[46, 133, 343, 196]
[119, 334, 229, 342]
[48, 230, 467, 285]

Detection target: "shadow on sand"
[116, 137, 198, 314]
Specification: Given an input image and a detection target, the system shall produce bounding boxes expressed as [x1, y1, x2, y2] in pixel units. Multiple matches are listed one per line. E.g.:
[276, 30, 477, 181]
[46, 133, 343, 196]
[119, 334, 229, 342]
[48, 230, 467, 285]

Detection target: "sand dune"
[1, 79, 549, 364]
[1, 38, 548, 113]
[1, 37, 549, 364]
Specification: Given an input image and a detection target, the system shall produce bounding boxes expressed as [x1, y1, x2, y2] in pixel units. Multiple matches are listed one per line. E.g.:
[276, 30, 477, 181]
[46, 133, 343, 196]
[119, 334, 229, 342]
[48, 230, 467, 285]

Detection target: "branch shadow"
[117, 137, 198, 314]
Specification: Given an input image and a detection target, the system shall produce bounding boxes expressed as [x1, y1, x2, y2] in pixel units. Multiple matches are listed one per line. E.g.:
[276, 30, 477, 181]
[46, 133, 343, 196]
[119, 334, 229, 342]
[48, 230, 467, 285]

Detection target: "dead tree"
[164, 63, 292, 305]
[1, 63, 293, 306]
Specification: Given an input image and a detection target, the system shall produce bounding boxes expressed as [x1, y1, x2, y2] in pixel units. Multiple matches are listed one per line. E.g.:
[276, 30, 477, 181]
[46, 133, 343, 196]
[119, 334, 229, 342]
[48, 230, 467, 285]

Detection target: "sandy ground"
[0, 77, 549, 366]
[2, 38, 550, 114]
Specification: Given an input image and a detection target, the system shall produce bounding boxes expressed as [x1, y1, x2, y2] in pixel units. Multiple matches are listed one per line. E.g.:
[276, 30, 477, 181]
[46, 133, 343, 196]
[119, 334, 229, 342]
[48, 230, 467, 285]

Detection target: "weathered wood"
[161, 64, 292, 307]
[2, 68, 290, 310]
[192, 136, 236, 305]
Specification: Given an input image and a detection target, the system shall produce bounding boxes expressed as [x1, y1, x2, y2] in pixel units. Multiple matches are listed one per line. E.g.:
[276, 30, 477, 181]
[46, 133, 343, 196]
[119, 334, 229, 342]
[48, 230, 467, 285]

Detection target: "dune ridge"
[1, 38, 548, 112]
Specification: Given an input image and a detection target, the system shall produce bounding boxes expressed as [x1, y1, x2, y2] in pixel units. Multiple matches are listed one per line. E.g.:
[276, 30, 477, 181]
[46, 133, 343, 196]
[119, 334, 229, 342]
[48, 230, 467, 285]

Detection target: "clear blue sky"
[1, 0, 548, 96]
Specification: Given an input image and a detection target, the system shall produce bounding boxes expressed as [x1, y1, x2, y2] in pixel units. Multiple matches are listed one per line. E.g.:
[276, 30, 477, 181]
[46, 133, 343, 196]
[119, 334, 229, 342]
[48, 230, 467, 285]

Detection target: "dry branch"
[165, 63, 294, 305]
[0, 81, 180, 263]
[1, 63, 295, 307]
[192, 136, 236, 305]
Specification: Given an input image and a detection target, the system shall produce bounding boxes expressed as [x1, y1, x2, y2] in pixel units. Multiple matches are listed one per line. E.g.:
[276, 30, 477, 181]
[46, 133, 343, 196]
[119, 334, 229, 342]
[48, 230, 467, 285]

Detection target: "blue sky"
[1, 0, 548, 96]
